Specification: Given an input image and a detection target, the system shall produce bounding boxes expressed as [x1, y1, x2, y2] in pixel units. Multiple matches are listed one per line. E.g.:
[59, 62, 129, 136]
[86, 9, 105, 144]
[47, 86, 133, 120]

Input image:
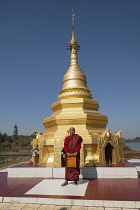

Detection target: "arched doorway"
[61, 148, 66, 167]
[105, 143, 113, 165]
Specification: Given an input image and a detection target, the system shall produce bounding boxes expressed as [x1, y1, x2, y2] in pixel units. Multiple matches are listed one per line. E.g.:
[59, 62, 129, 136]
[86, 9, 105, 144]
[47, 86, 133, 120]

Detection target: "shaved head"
[69, 127, 75, 131]
[69, 127, 75, 136]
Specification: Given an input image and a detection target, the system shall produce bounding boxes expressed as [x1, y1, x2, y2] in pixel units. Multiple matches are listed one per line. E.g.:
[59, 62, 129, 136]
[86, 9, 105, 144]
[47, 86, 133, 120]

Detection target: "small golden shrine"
[31, 11, 124, 167]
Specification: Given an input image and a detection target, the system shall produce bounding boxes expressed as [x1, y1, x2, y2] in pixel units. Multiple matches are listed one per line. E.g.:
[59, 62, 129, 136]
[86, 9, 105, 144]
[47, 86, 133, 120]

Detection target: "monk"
[61, 127, 83, 186]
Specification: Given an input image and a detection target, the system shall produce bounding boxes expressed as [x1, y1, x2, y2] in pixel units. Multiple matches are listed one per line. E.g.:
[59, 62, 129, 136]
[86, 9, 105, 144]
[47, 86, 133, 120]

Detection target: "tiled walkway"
[1, 160, 140, 201]
[0, 160, 140, 209]
[0, 172, 140, 201]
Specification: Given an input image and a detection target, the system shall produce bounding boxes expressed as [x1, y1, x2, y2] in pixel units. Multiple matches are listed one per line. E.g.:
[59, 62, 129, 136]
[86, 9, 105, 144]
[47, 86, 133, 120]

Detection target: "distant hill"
[124, 137, 140, 142]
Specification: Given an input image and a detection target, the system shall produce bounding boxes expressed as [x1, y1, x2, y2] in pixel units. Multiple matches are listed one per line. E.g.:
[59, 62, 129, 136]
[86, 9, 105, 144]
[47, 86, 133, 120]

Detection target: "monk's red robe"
[63, 134, 83, 181]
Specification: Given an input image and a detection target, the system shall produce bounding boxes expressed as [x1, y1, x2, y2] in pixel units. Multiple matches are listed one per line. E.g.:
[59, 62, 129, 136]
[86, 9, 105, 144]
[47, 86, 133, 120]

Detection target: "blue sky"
[0, 0, 140, 139]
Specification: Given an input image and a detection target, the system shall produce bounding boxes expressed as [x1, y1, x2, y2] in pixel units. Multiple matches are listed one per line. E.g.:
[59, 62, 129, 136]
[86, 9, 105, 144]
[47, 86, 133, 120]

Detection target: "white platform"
[25, 179, 88, 196]
[127, 159, 140, 171]
[127, 159, 140, 162]
[0, 168, 8, 172]
[7, 166, 138, 178]
[136, 166, 140, 171]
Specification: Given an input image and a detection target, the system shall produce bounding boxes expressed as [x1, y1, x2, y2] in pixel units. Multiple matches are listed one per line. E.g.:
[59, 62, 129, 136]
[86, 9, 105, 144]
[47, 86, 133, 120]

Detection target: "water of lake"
[124, 142, 140, 151]
[0, 148, 31, 163]
[0, 155, 31, 163]
[0, 148, 31, 154]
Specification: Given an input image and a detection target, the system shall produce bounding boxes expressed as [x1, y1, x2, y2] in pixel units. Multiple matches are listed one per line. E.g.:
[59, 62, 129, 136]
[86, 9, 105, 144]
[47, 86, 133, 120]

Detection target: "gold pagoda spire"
[58, 10, 92, 100]
[67, 9, 80, 67]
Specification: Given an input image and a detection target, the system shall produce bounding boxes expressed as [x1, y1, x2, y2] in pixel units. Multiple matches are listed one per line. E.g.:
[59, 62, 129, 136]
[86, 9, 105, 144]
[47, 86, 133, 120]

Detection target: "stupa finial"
[58, 9, 92, 100]
[72, 9, 75, 31]
[67, 9, 80, 56]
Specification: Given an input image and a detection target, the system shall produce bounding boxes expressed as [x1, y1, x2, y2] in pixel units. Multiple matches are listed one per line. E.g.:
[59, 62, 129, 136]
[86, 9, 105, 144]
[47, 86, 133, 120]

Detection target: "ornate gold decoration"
[58, 88, 92, 100]
[30, 130, 43, 165]
[80, 144, 85, 167]
[54, 138, 63, 167]
[98, 129, 124, 165]
[30, 10, 124, 168]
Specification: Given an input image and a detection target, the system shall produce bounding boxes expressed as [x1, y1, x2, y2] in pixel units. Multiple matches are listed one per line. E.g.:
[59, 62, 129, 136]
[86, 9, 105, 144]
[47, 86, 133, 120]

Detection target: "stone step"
[0, 202, 139, 210]
[7, 166, 138, 178]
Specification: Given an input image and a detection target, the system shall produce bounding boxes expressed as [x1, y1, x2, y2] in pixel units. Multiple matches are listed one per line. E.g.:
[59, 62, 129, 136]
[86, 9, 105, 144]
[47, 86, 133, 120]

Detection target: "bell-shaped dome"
[58, 11, 92, 100]
[62, 31, 88, 90]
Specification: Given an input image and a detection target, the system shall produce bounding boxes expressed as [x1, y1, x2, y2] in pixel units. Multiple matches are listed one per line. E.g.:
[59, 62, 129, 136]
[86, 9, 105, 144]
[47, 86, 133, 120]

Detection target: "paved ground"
[0, 160, 140, 209]
[0, 203, 140, 210]
[0, 171, 140, 201]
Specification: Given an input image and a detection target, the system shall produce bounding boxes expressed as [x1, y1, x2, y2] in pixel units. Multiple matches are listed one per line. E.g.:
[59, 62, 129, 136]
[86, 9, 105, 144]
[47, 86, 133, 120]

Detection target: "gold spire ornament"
[72, 9, 75, 30]
[67, 9, 80, 54]
[58, 10, 92, 100]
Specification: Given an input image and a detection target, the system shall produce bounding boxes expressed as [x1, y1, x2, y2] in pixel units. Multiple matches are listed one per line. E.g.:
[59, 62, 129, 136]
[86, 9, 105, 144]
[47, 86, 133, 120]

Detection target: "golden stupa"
[31, 11, 124, 167]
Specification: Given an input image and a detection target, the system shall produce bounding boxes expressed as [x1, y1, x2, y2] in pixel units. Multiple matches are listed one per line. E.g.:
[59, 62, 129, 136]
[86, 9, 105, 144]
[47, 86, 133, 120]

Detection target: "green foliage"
[0, 131, 33, 150]
[135, 137, 140, 141]
[1, 142, 12, 149]
[0, 132, 9, 143]
[124, 137, 140, 142]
